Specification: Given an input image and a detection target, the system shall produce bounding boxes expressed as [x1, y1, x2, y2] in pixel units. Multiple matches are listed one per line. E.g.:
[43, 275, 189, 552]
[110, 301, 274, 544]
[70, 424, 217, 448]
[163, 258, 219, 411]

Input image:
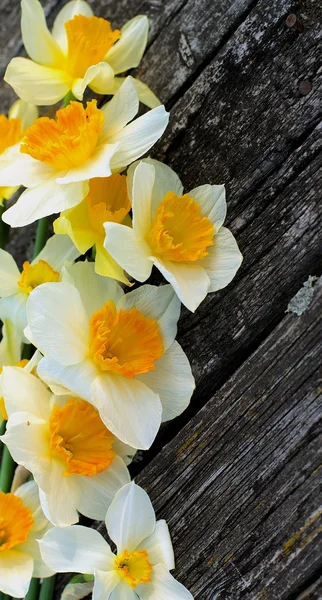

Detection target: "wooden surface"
[0, 0, 321, 598]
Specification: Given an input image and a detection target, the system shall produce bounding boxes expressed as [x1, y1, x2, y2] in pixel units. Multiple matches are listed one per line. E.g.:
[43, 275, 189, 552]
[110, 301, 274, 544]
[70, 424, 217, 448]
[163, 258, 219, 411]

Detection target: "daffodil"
[0, 319, 24, 422]
[0, 480, 54, 598]
[0, 78, 168, 228]
[0, 367, 133, 527]
[0, 234, 80, 338]
[0, 98, 38, 205]
[5, 0, 159, 108]
[103, 159, 243, 312]
[40, 482, 193, 599]
[54, 174, 132, 284]
[25, 261, 195, 450]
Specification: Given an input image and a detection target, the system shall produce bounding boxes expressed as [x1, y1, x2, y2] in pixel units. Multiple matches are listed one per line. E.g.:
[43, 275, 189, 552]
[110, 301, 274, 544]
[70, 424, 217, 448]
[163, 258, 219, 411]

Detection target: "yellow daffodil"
[25, 261, 195, 450]
[0, 99, 38, 205]
[1, 367, 133, 527]
[0, 78, 168, 228]
[0, 235, 80, 339]
[54, 174, 132, 284]
[0, 480, 54, 598]
[104, 159, 243, 311]
[40, 482, 193, 599]
[5, 0, 159, 108]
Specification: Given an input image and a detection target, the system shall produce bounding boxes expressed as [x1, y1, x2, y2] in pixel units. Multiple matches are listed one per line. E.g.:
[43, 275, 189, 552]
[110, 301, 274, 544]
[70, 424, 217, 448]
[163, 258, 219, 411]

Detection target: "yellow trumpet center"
[147, 192, 215, 262]
[0, 492, 34, 551]
[0, 115, 22, 155]
[18, 260, 60, 293]
[115, 550, 152, 589]
[20, 100, 104, 171]
[49, 398, 115, 477]
[65, 15, 121, 79]
[89, 300, 164, 378]
[87, 174, 131, 237]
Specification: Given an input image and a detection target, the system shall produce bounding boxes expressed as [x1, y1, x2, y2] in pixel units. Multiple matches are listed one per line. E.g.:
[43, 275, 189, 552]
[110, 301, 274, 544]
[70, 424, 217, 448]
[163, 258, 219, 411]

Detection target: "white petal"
[153, 258, 210, 312]
[0, 319, 22, 366]
[189, 184, 226, 229]
[124, 77, 161, 109]
[4, 57, 71, 106]
[74, 62, 114, 99]
[39, 526, 114, 574]
[104, 223, 152, 282]
[76, 456, 130, 521]
[0, 550, 33, 597]
[142, 159, 184, 219]
[1, 414, 50, 485]
[0, 148, 55, 188]
[39, 461, 80, 527]
[131, 161, 155, 237]
[105, 16, 149, 74]
[62, 261, 124, 319]
[56, 144, 119, 184]
[117, 284, 180, 351]
[201, 226, 243, 292]
[2, 367, 51, 419]
[101, 77, 139, 139]
[61, 580, 94, 600]
[112, 439, 136, 466]
[0, 293, 28, 339]
[8, 99, 39, 130]
[106, 482, 155, 553]
[21, 0, 64, 66]
[14, 480, 49, 533]
[91, 374, 162, 450]
[26, 282, 89, 365]
[52, 0, 93, 53]
[137, 342, 194, 423]
[137, 520, 174, 570]
[93, 570, 120, 600]
[37, 357, 98, 402]
[20, 534, 54, 578]
[109, 581, 138, 600]
[109, 106, 169, 172]
[0, 248, 20, 296]
[33, 234, 80, 270]
[3, 178, 88, 227]
[137, 564, 193, 599]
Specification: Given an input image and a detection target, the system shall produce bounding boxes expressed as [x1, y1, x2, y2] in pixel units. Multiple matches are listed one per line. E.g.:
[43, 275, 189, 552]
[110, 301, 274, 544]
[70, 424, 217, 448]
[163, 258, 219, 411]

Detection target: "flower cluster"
[0, 1, 243, 599]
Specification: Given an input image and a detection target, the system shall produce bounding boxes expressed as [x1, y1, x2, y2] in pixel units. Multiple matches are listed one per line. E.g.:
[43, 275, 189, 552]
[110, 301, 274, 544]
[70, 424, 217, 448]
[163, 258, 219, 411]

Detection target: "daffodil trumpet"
[5, 0, 159, 108]
[0, 78, 169, 228]
[40, 482, 193, 599]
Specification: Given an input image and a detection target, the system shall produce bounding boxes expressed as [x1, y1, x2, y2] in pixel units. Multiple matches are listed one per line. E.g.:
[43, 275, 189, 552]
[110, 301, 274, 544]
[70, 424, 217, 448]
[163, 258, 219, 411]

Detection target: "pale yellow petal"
[5, 58, 71, 106]
[21, 0, 64, 66]
[8, 100, 38, 130]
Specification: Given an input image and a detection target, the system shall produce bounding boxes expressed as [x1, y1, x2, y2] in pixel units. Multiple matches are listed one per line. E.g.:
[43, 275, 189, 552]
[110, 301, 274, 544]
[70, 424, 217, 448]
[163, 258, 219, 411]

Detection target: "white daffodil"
[0, 480, 54, 598]
[0, 78, 168, 228]
[0, 367, 133, 527]
[5, 0, 159, 108]
[40, 482, 193, 600]
[0, 319, 24, 423]
[25, 260, 195, 450]
[0, 234, 80, 338]
[0, 98, 38, 205]
[104, 159, 243, 312]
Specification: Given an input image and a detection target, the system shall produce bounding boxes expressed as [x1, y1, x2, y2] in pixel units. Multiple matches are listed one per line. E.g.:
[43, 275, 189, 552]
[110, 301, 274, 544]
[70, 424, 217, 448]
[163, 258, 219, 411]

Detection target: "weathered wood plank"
[55, 279, 322, 599]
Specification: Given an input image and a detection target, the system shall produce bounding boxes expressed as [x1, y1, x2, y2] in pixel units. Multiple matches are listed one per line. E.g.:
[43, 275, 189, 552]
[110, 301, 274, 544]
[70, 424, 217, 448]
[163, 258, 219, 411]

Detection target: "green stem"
[0, 445, 15, 493]
[39, 576, 56, 600]
[0, 420, 6, 436]
[0, 202, 10, 249]
[32, 217, 48, 259]
[25, 578, 40, 600]
[63, 91, 77, 107]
